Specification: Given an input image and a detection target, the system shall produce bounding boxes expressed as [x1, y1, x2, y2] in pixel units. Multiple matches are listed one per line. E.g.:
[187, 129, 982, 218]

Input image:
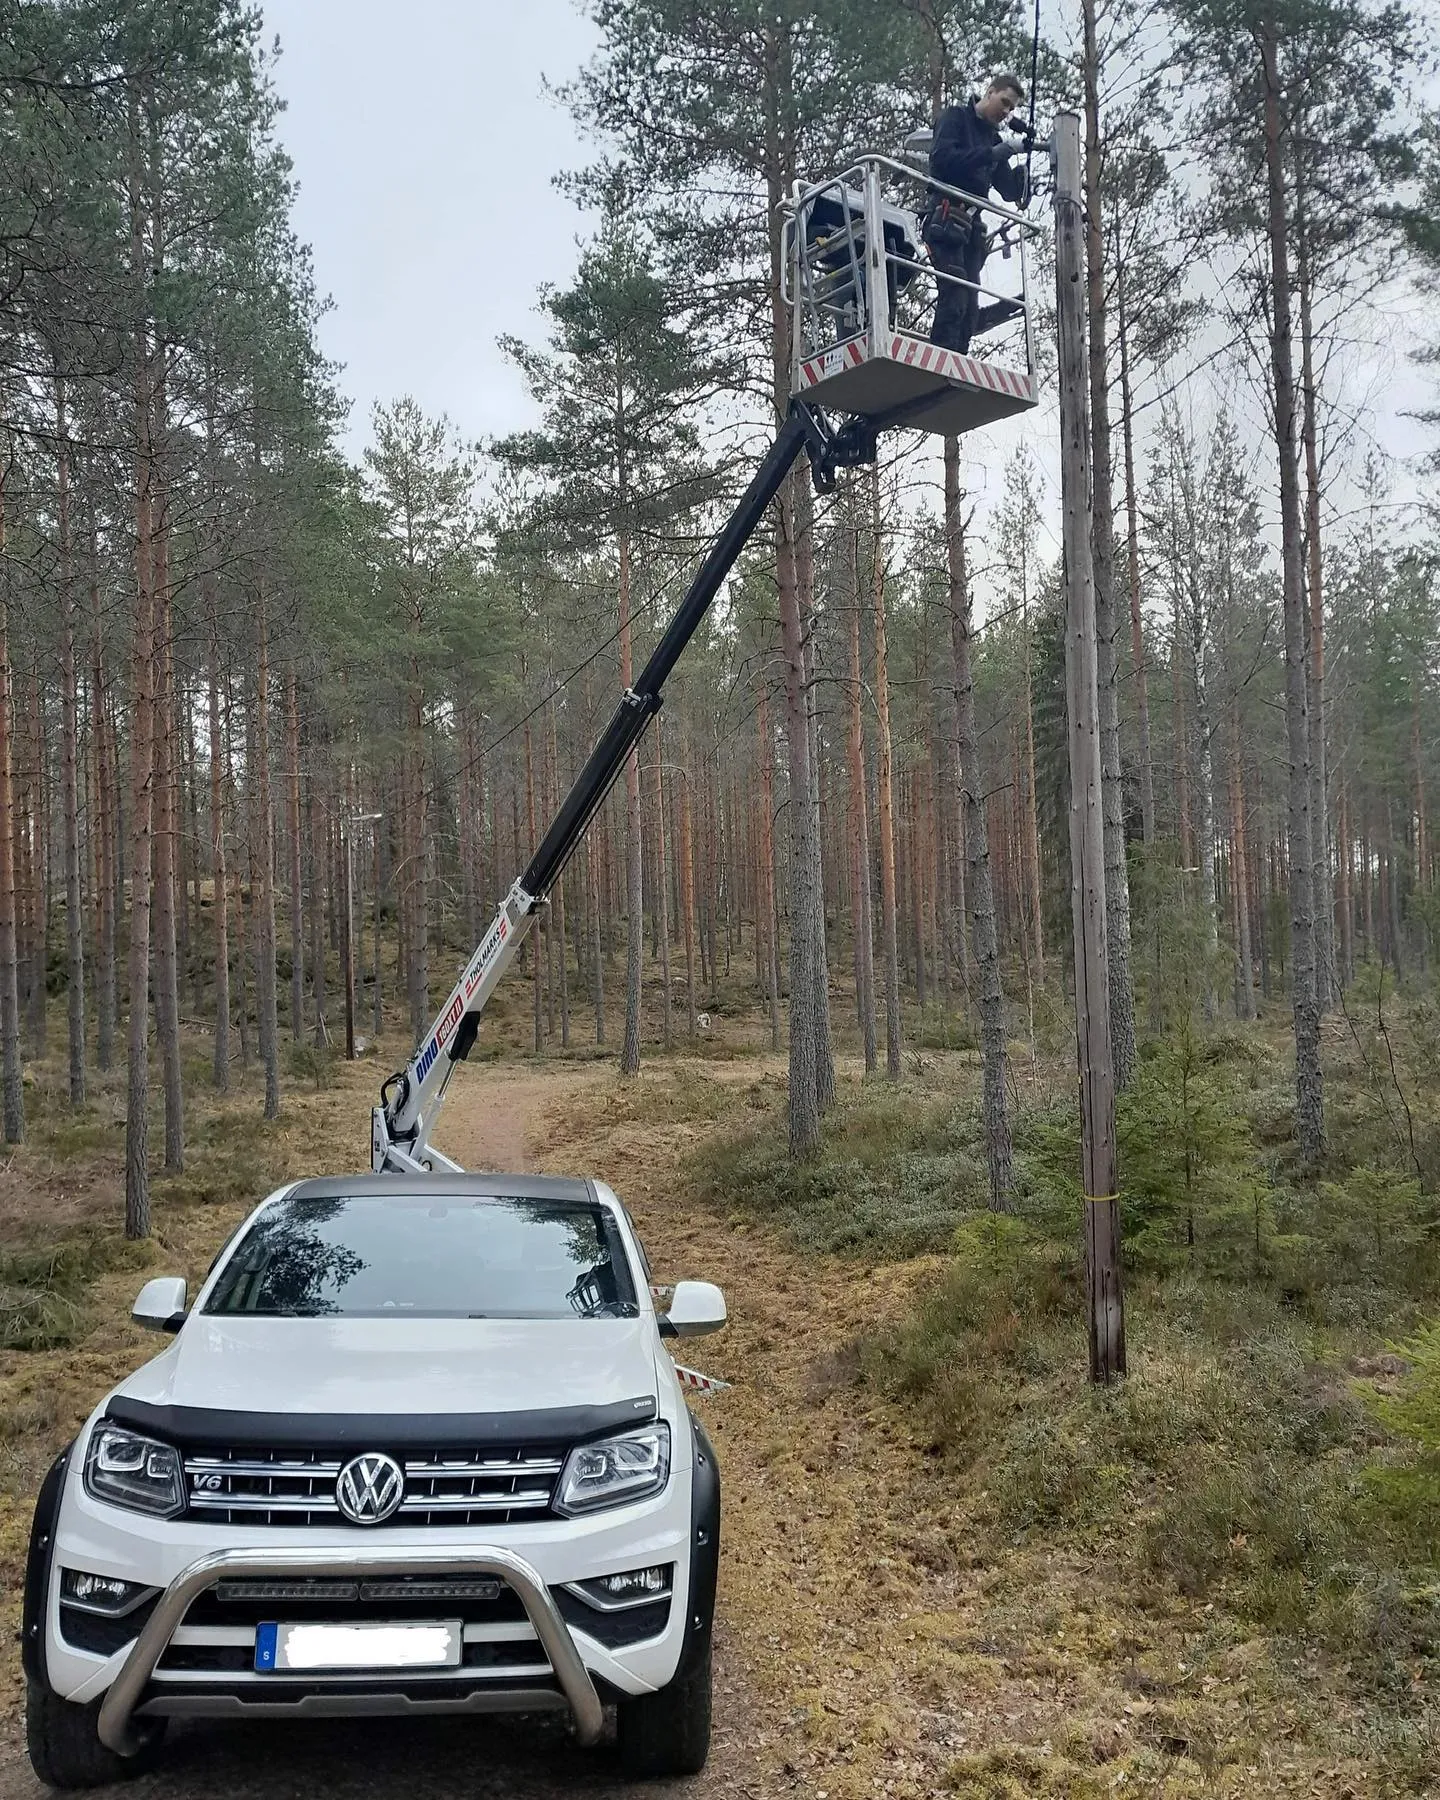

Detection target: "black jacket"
[930, 101, 1025, 205]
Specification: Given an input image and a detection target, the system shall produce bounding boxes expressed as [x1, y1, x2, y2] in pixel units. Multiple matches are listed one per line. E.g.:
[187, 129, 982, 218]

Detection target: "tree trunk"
[777, 467, 821, 1150]
[551, 705, 571, 1048]
[755, 684, 781, 1052]
[1056, 113, 1124, 1378]
[310, 749, 329, 1048]
[679, 771, 698, 1038]
[618, 531, 643, 1075]
[845, 507, 878, 1073]
[90, 526, 115, 1075]
[1230, 714, 1255, 1021]
[1173, 582, 1192, 863]
[1115, 229, 1156, 846]
[1259, 23, 1323, 1160]
[285, 666, 304, 1039]
[206, 588, 230, 1091]
[762, 80, 820, 1151]
[589, 830, 606, 1045]
[1022, 592, 1045, 984]
[1082, 9, 1137, 1090]
[1338, 777, 1354, 987]
[230, 677, 250, 1071]
[179, 677, 197, 1017]
[151, 516, 184, 1169]
[523, 714, 541, 1053]
[365, 820, 376, 1044]
[255, 592, 280, 1118]
[458, 707, 479, 951]
[1193, 611, 1218, 1020]
[651, 718, 671, 1051]
[56, 381, 85, 1105]
[125, 203, 157, 1237]
[796, 471, 834, 1109]
[23, 661, 47, 1057]
[1296, 184, 1333, 1014]
[869, 464, 903, 1081]
[0, 526, 23, 1144]
[946, 438, 1012, 1207]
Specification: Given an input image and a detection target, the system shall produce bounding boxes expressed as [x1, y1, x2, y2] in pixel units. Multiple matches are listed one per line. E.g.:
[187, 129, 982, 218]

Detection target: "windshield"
[203, 1193, 640, 1320]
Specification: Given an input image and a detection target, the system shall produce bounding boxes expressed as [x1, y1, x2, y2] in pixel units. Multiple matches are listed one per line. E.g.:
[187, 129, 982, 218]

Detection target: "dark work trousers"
[928, 212, 987, 353]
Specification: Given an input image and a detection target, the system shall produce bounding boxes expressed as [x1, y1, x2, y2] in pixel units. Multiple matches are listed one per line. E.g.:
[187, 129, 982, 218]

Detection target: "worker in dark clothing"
[924, 74, 1029, 354]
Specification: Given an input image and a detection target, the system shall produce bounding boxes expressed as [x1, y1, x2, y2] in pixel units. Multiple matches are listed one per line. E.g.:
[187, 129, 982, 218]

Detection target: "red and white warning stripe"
[889, 333, 1033, 401]
[797, 336, 866, 389]
[672, 1363, 732, 1396]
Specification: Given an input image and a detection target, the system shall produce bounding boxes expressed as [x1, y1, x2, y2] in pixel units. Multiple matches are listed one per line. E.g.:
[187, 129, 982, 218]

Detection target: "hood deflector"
[103, 1393, 658, 1451]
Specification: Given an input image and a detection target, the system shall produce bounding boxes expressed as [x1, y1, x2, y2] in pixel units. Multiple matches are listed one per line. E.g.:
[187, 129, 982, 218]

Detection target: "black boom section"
[521, 407, 813, 903]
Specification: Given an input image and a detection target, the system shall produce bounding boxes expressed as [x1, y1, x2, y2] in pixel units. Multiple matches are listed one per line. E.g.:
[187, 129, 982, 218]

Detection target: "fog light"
[599, 1566, 669, 1598]
[570, 1564, 674, 1611]
[60, 1568, 155, 1617]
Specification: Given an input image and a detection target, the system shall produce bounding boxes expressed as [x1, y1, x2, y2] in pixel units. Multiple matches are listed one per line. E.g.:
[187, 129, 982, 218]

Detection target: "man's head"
[977, 74, 1025, 125]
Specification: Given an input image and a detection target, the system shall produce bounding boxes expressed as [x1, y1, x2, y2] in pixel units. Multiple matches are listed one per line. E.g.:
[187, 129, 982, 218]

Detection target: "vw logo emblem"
[335, 1452, 405, 1525]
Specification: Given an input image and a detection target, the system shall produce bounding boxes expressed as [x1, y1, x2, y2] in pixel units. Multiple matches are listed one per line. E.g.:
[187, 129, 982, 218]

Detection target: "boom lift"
[372, 150, 1040, 1175]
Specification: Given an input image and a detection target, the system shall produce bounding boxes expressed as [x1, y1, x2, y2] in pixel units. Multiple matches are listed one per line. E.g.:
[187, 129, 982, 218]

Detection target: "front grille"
[183, 1446, 564, 1527]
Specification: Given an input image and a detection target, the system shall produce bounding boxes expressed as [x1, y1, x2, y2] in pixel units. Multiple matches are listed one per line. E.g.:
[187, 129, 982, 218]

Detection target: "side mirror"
[133, 1277, 188, 1334]
[658, 1280, 727, 1339]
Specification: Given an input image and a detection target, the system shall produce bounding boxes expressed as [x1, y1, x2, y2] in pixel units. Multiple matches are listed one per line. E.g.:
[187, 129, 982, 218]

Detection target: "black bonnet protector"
[104, 1393, 659, 1451]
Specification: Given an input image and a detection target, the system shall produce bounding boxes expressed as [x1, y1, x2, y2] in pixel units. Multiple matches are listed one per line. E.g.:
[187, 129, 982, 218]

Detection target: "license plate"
[254, 1620, 463, 1672]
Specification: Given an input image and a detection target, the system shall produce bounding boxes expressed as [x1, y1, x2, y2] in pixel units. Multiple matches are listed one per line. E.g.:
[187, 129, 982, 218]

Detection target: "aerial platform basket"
[782, 152, 1039, 438]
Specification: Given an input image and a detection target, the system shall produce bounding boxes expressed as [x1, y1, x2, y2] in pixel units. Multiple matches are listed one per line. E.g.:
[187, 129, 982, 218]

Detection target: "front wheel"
[26, 1680, 165, 1790]
[615, 1644, 712, 1779]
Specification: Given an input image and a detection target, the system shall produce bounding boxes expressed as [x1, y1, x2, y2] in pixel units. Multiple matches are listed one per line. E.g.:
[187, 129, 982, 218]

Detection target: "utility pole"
[1053, 111, 1125, 1382]
[343, 813, 382, 1061]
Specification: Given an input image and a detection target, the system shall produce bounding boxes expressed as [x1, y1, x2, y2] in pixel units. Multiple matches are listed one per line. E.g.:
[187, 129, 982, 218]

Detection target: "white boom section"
[371, 880, 537, 1173]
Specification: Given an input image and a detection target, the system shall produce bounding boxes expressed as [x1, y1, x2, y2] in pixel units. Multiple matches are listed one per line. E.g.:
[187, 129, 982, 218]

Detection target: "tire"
[25, 1679, 165, 1790]
[615, 1643, 712, 1779]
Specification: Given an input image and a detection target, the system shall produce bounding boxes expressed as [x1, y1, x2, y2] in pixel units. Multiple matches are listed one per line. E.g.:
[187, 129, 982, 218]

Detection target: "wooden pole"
[1054, 112, 1125, 1382]
[342, 818, 356, 1061]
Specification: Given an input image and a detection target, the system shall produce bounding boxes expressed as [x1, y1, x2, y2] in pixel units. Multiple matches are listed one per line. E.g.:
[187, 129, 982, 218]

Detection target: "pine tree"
[496, 205, 718, 1076]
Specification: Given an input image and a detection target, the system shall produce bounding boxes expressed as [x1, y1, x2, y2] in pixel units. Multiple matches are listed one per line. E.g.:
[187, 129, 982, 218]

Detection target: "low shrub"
[0, 1230, 153, 1351]
[691, 1087, 992, 1258]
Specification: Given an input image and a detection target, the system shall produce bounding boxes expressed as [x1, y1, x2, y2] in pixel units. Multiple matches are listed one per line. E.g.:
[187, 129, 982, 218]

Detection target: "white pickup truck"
[22, 1173, 725, 1788]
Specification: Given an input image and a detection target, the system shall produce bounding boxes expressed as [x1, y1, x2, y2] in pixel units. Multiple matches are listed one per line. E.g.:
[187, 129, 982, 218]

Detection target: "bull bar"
[94, 1544, 606, 1754]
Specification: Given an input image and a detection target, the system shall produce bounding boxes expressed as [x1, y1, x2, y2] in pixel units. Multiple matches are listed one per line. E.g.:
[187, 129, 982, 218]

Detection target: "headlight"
[83, 1424, 186, 1519]
[555, 1422, 670, 1515]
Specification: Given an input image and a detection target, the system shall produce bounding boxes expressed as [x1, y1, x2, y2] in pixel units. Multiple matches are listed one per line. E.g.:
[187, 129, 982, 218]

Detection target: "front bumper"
[41, 1455, 698, 1747]
[94, 1544, 605, 1754]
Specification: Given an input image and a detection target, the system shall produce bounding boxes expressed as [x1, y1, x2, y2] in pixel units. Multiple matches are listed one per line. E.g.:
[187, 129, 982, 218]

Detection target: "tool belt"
[920, 195, 977, 249]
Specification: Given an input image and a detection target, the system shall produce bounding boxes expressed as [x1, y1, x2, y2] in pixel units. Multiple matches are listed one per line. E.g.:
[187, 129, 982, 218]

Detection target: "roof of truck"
[282, 1172, 605, 1205]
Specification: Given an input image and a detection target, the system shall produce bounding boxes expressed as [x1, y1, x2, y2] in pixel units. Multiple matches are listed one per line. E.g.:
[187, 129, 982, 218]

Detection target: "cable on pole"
[1025, 0, 1042, 197]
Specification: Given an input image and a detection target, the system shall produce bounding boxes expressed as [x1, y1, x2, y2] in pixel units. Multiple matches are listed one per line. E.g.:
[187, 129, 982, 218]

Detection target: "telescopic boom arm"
[373, 401, 858, 1173]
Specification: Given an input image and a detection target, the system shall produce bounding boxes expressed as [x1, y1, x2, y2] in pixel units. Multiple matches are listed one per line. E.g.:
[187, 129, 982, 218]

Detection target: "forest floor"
[0, 1011, 1434, 1798]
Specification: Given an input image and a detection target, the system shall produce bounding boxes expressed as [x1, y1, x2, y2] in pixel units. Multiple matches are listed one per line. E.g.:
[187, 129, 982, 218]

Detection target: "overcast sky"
[258, 0, 1434, 549]
[259, 0, 600, 452]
